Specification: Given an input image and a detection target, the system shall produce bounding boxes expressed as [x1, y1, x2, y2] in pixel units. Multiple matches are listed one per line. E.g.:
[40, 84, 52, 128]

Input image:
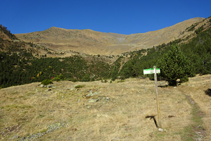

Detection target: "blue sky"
[1, 0, 211, 35]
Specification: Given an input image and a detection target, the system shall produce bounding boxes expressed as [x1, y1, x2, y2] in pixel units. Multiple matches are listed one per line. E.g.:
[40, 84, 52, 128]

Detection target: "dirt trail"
[0, 75, 211, 141]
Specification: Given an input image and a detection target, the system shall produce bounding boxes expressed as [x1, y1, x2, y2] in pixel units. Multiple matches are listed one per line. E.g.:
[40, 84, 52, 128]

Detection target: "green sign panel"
[143, 68, 160, 75]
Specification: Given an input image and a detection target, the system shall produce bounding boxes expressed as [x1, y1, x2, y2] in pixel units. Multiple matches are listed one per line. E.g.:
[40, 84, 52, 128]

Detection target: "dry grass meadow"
[0, 75, 211, 141]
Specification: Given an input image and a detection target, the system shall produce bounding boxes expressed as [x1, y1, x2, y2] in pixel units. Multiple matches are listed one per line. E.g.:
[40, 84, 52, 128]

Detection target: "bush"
[82, 74, 90, 82]
[119, 76, 125, 80]
[69, 78, 77, 82]
[57, 74, 64, 80]
[41, 79, 53, 85]
[180, 76, 189, 83]
[75, 85, 85, 88]
[51, 74, 64, 82]
[51, 77, 61, 82]
[101, 79, 107, 83]
[91, 77, 95, 81]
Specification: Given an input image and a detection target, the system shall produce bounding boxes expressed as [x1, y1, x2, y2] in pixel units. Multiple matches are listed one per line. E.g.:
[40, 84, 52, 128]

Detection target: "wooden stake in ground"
[154, 66, 162, 128]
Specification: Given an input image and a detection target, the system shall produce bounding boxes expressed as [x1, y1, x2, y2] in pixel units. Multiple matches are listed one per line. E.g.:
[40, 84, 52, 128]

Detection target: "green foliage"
[81, 74, 90, 82]
[110, 57, 123, 81]
[186, 23, 198, 31]
[101, 79, 108, 83]
[157, 45, 192, 86]
[69, 78, 77, 82]
[41, 79, 53, 85]
[119, 76, 125, 80]
[51, 77, 61, 82]
[195, 25, 204, 34]
[57, 74, 64, 80]
[180, 75, 189, 83]
[1, 20, 211, 88]
[51, 74, 64, 82]
[75, 85, 85, 88]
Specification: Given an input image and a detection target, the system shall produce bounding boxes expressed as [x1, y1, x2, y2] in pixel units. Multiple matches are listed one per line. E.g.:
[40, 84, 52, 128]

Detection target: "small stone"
[78, 99, 80, 102]
[101, 97, 106, 100]
[88, 98, 99, 103]
[112, 137, 120, 140]
[106, 97, 110, 101]
[158, 128, 163, 132]
[45, 89, 51, 92]
[40, 84, 44, 88]
[93, 92, 99, 95]
[47, 85, 53, 88]
[87, 105, 91, 109]
[86, 91, 99, 97]
[11, 134, 18, 140]
[174, 87, 177, 88]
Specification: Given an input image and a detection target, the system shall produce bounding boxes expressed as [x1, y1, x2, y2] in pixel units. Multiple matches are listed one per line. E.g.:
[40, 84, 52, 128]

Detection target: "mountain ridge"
[15, 17, 204, 55]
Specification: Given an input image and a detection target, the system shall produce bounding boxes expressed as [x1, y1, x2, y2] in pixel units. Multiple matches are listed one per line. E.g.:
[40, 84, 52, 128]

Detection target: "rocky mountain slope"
[16, 17, 204, 55]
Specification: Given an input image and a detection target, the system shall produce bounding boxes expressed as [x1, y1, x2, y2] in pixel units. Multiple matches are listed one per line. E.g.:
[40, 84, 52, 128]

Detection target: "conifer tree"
[157, 45, 193, 86]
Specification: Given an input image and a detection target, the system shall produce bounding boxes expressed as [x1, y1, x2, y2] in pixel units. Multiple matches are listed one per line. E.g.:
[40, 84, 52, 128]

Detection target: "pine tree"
[157, 45, 193, 86]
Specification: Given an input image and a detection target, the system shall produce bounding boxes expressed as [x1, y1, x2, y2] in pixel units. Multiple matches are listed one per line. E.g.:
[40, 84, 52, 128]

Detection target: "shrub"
[82, 74, 90, 82]
[91, 77, 95, 81]
[41, 79, 53, 85]
[75, 85, 85, 88]
[119, 76, 125, 80]
[57, 74, 64, 80]
[51, 77, 61, 82]
[101, 79, 107, 83]
[180, 76, 189, 83]
[69, 78, 77, 82]
[51, 74, 64, 82]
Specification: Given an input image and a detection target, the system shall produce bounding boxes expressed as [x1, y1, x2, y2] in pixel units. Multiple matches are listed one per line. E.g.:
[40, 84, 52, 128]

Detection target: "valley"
[1, 16, 211, 141]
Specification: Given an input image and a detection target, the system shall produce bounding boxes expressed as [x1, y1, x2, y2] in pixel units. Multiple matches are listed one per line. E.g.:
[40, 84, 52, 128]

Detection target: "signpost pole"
[154, 66, 162, 128]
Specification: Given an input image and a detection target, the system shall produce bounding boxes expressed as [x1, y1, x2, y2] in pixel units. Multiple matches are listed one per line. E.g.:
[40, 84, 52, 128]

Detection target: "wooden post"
[154, 66, 162, 128]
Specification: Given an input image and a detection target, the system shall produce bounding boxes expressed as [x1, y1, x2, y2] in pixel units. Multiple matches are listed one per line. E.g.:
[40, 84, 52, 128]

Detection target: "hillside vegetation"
[118, 17, 211, 80]
[1, 17, 211, 88]
[1, 17, 211, 141]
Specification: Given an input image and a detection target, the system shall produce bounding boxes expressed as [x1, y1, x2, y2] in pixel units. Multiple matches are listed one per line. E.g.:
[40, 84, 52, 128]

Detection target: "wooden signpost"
[143, 66, 162, 128]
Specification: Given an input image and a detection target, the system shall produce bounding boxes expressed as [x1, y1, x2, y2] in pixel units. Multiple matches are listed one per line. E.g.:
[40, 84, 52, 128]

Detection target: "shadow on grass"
[145, 115, 158, 128]
[158, 85, 168, 88]
[204, 88, 211, 96]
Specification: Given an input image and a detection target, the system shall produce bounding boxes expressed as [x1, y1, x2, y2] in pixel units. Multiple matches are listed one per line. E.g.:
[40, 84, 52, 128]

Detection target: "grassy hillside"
[118, 17, 211, 80]
[15, 18, 204, 55]
[0, 75, 210, 140]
